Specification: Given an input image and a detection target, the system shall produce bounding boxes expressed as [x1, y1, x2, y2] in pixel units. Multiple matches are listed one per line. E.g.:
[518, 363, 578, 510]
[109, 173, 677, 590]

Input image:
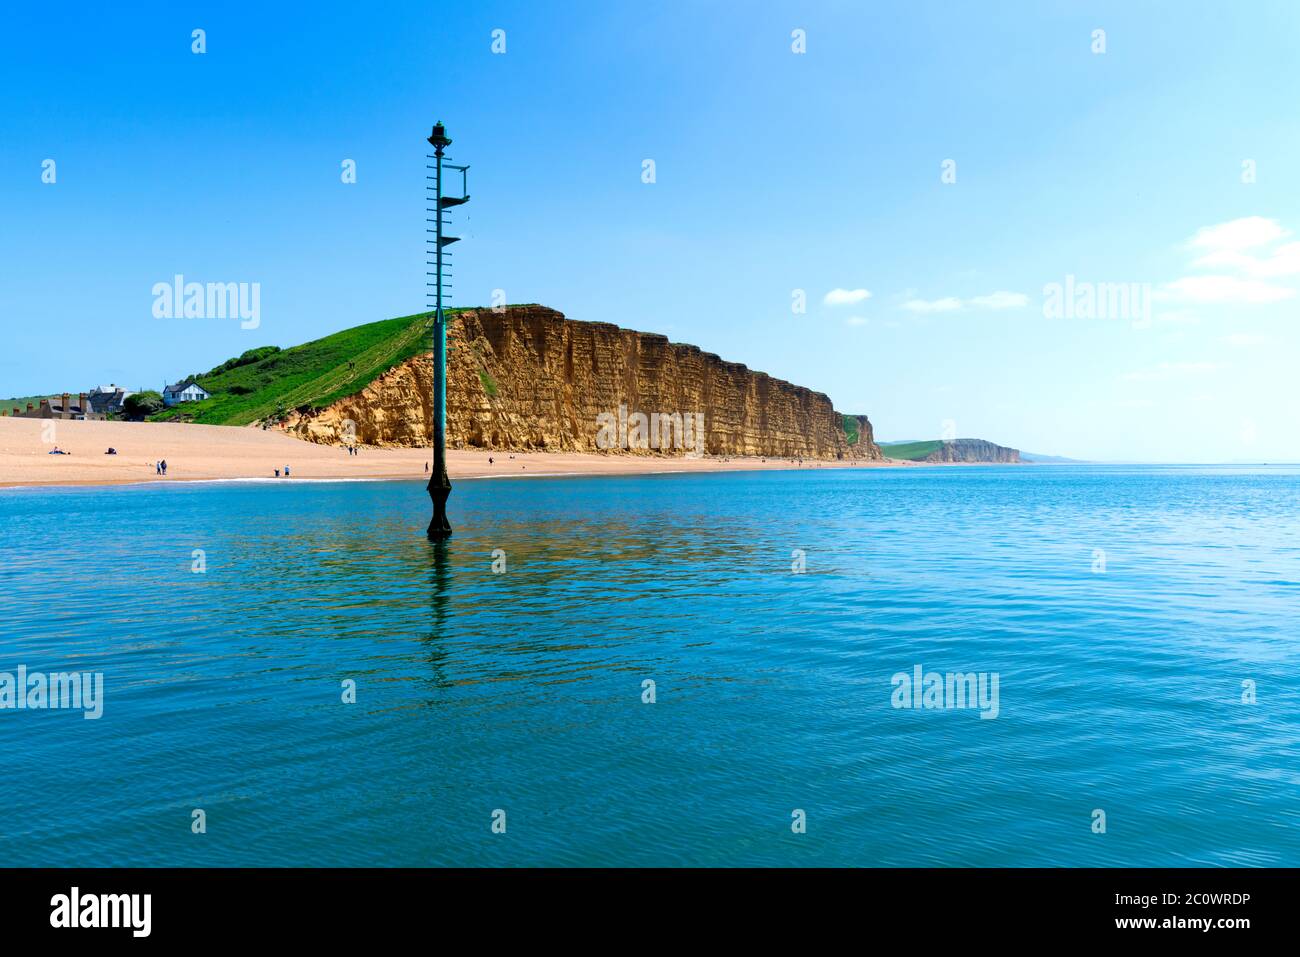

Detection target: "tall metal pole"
[427, 122, 453, 539]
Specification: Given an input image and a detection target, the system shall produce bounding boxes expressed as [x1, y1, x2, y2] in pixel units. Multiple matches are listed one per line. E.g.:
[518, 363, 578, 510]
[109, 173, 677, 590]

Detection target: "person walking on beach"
[160, 460, 168, 475]
[155, 461, 161, 475]
[284, 465, 291, 477]
[275, 469, 280, 477]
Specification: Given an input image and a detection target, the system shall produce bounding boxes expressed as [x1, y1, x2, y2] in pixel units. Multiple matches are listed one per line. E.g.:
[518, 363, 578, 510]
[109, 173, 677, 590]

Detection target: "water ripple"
[1, 465, 1298, 865]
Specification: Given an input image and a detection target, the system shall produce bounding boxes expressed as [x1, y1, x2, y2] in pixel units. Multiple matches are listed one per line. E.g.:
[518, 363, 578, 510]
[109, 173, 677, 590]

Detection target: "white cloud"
[968, 291, 1029, 310]
[844, 315, 868, 326]
[1191, 241, 1300, 278]
[1182, 217, 1300, 288]
[902, 296, 962, 313]
[902, 291, 1026, 313]
[824, 288, 871, 306]
[1160, 275, 1295, 304]
[1189, 216, 1290, 251]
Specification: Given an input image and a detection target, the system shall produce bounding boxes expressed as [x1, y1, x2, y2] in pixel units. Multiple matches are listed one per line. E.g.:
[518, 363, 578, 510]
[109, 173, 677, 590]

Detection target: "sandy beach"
[0, 417, 901, 489]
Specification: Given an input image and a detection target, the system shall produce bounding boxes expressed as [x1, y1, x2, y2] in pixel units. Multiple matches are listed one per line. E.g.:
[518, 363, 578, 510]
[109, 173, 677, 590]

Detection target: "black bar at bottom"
[0, 867, 1280, 943]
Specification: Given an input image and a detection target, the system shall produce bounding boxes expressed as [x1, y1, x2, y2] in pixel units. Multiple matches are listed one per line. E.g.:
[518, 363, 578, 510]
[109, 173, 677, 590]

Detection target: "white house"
[162, 379, 211, 406]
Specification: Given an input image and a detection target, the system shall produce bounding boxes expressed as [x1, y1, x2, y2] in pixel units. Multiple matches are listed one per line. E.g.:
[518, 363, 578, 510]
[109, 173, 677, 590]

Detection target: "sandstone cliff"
[841, 414, 881, 461]
[924, 439, 1020, 463]
[282, 305, 881, 460]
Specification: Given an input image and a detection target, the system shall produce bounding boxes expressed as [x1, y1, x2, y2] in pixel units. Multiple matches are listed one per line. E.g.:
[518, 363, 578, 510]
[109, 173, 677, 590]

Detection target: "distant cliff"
[283, 305, 882, 460]
[925, 439, 1020, 463]
[879, 438, 1020, 463]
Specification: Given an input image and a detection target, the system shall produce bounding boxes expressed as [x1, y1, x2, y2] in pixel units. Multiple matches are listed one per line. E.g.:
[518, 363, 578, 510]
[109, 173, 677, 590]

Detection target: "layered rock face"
[283, 306, 882, 460]
[842, 414, 881, 461]
[924, 439, 1020, 463]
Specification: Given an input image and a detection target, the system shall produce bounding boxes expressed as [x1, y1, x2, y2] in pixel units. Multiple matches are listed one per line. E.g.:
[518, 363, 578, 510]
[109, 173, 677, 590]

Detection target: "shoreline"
[0, 417, 911, 490]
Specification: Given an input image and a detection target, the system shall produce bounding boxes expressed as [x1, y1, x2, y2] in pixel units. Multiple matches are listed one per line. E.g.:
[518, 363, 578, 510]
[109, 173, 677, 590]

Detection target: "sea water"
[1, 465, 1297, 866]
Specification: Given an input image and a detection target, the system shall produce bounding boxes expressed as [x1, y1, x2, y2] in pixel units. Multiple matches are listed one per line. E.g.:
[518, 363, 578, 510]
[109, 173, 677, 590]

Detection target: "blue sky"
[3, 1, 1299, 461]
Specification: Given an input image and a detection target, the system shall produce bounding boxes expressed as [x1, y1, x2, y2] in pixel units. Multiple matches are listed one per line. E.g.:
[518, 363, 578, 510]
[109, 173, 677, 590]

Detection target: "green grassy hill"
[878, 440, 943, 461]
[0, 394, 63, 414]
[151, 310, 446, 426]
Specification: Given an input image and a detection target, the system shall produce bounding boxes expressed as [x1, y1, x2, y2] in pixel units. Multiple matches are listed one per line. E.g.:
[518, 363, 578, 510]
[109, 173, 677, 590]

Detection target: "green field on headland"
[151, 310, 451, 426]
[878, 440, 943, 461]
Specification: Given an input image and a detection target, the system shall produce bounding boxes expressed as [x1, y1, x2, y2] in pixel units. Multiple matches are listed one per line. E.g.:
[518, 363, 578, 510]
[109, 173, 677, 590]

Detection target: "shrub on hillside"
[209, 345, 282, 377]
[123, 390, 164, 420]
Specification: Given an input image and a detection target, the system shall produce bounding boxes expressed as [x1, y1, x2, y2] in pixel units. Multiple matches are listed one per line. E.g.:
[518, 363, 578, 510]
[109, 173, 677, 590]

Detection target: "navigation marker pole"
[425, 121, 469, 539]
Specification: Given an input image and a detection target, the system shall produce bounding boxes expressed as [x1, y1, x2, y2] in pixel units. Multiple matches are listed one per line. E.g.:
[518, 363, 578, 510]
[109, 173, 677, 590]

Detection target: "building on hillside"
[86, 384, 136, 415]
[162, 379, 210, 406]
[3, 393, 103, 420]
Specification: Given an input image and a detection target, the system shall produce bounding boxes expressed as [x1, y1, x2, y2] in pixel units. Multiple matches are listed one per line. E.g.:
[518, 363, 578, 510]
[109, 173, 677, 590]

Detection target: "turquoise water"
[1, 465, 1298, 866]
